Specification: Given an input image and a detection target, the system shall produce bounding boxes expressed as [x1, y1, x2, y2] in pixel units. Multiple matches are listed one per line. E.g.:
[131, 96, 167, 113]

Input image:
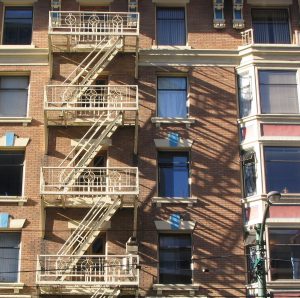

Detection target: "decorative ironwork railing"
[36, 255, 139, 286]
[41, 167, 139, 195]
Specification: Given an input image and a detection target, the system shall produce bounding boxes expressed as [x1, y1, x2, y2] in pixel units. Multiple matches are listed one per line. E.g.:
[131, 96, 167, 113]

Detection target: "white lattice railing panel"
[49, 11, 139, 37]
[36, 255, 139, 286]
[41, 167, 139, 195]
[45, 85, 138, 113]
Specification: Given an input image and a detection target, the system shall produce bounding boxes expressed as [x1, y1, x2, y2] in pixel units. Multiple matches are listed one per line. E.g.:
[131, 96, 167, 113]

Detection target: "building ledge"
[151, 117, 195, 127]
[153, 284, 200, 296]
[267, 280, 300, 289]
[242, 193, 300, 205]
[152, 197, 197, 207]
[0, 283, 24, 293]
[0, 117, 32, 126]
[0, 196, 27, 206]
[238, 114, 300, 124]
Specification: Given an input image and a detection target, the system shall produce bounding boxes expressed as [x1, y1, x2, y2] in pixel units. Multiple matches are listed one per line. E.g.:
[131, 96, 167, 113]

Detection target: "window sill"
[0, 196, 27, 206]
[0, 117, 32, 126]
[153, 284, 200, 296]
[151, 117, 195, 127]
[151, 45, 192, 50]
[0, 282, 24, 293]
[152, 197, 197, 207]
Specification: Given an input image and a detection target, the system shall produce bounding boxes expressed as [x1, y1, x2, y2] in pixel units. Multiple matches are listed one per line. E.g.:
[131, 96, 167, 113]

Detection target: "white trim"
[155, 220, 196, 231]
[0, 135, 29, 148]
[154, 138, 193, 149]
[247, 0, 292, 5]
[0, 218, 26, 230]
[151, 117, 195, 127]
[76, 0, 113, 5]
[0, 117, 32, 125]
[152, 197, 197, 207]
[0, 196, 27, 205]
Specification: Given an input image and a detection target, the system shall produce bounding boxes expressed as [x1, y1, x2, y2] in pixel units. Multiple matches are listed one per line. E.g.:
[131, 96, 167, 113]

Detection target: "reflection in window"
[238, 73, 253, 118]
[3, 7, 33, 45]
[158, 151, 190, 197]
[246, 244, 257, 284]
[264, 147, 300, 193]
[269, 229, 300, 280]
[157, 77, 187, 118]
[242, 151, 256, 197]
[259, 70, 298, 114]
[156, 7, 186, 46]
[159, 234, 192, 284]
[252, 9, 290, 44]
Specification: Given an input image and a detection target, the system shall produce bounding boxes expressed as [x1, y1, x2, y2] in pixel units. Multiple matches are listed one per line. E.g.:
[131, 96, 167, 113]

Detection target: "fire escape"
[36, 4, 140, 297]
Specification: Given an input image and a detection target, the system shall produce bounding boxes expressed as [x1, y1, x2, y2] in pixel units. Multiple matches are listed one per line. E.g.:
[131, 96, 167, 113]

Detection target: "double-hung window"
[3, 7, 33, 45]
[269, 228, 300, 280]
[159, 234, 192, 284]
[0, 233, 21, 282]
[0, 151, 25, 196]
[252, 9, 290, 44]
[259, 70, 298, 114]
[158, 151, 190, 197]
[157, 77, 187, 118]
[0, 76, 29, 117]
[264, 147, 300, 193]
[156, 7, 186, 46]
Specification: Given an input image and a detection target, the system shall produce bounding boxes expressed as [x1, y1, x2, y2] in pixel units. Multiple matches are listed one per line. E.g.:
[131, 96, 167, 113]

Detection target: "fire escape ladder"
[57, 196, 121, 257]
[91, 287, 121, 298]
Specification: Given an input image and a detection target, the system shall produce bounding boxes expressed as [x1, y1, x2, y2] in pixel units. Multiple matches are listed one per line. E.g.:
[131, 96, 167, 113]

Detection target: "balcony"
[48, 11, 139, 51]
[44, 85, 138, 125]
[36, 255, 139, 293]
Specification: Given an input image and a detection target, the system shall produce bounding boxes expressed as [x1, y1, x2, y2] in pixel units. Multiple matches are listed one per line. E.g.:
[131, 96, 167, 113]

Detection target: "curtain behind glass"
[259, 71, 298, 114]
[252, 9, 290, 44]
[157, 77, 187, 117]
[0, 233, 20, 282]
[156, 8, 186, 46]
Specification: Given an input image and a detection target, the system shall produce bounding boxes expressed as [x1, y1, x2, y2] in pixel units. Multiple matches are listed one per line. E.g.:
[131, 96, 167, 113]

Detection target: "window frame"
[157, 150, 191, 198]
[0, 150, 26, 198]
[0, 74, 30, 119]
[255, 67, 300, 115]
[158, 233, 193, 284]
[0, 232, 21, 283]
[155, 5, 188, 47]
[2, 6, 34, 46]
[156, 75, 189, 119]
[250, 7, 292, 45]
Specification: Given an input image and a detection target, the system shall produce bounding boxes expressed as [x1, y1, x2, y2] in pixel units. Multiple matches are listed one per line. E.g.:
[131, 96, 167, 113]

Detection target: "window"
[238, 73, 253, 118]
[269, 228, 300, 280]
[3, 7, 33, 45]
[0, 233, 21, 282]
[0, 151, 24, 196]
[157, 77, 187, 118]
[246, 244, 257, 284]
[252, 9, 290, 44]
[158, 151, 190, 197]
[159, 234, 192, 284]
[0, 76, 29, 117]
[156, 7, 186, 46]
[259, 70, 298, 114]
[242, 151, 257, 197]
[264, 147, 300, 193]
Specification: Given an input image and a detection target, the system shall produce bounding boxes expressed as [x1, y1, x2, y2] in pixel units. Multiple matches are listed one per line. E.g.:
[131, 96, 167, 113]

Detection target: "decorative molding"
[213, 0, 225, 29]
[0, 134, 29, 148]
[0, 47, 48, 66]
[0, 218, 26, 230]
[154, 137, 193, 149]
[152, 197, 198, 207]
[151, 117, 195, 128]
[153, 284, 200, 296]
[232, 0, 244, 29]
[154, 220, 196, 231]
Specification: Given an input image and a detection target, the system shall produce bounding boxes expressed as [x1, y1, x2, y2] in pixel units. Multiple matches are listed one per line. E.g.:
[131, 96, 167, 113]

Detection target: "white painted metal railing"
[241, 29, 300, 47]
[49, 11, 139, 38]
[36, 255, 139, 286]
[41, 167, 139, 195]
[44, 85, 138, 113]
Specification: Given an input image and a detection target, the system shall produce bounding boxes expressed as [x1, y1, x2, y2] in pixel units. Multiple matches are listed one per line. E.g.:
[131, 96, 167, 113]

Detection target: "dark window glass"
[0, 151, 24, 196]
[0, 76, 29, 117]
[0, 233, 20, 282]
[246, 245, 257, 284]
[242, 151, 256, 197]
[259, 70, 298, 114]
[156, 7, 186, 46]
[159, 234, 192, 284]
[264, 147, 300, 193]
[269, 229, 300, 280]
[157, 77, 187, 118]
[252, 9, 290, 44]
[3, 7, 33, 45]
[238, 73, 253, 118]
[158, 151, 189, 197]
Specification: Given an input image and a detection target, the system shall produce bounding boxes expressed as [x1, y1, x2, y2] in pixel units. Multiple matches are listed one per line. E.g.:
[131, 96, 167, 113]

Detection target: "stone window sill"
[153, 284, 200, 296]
[151, 117, 195, 127]
[0, 196, 27, 206]
[0, 282, 24, 293]
[0, 117, 32, 126]
[151, 45, 192, 50]
[152, 197, 197, 207]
